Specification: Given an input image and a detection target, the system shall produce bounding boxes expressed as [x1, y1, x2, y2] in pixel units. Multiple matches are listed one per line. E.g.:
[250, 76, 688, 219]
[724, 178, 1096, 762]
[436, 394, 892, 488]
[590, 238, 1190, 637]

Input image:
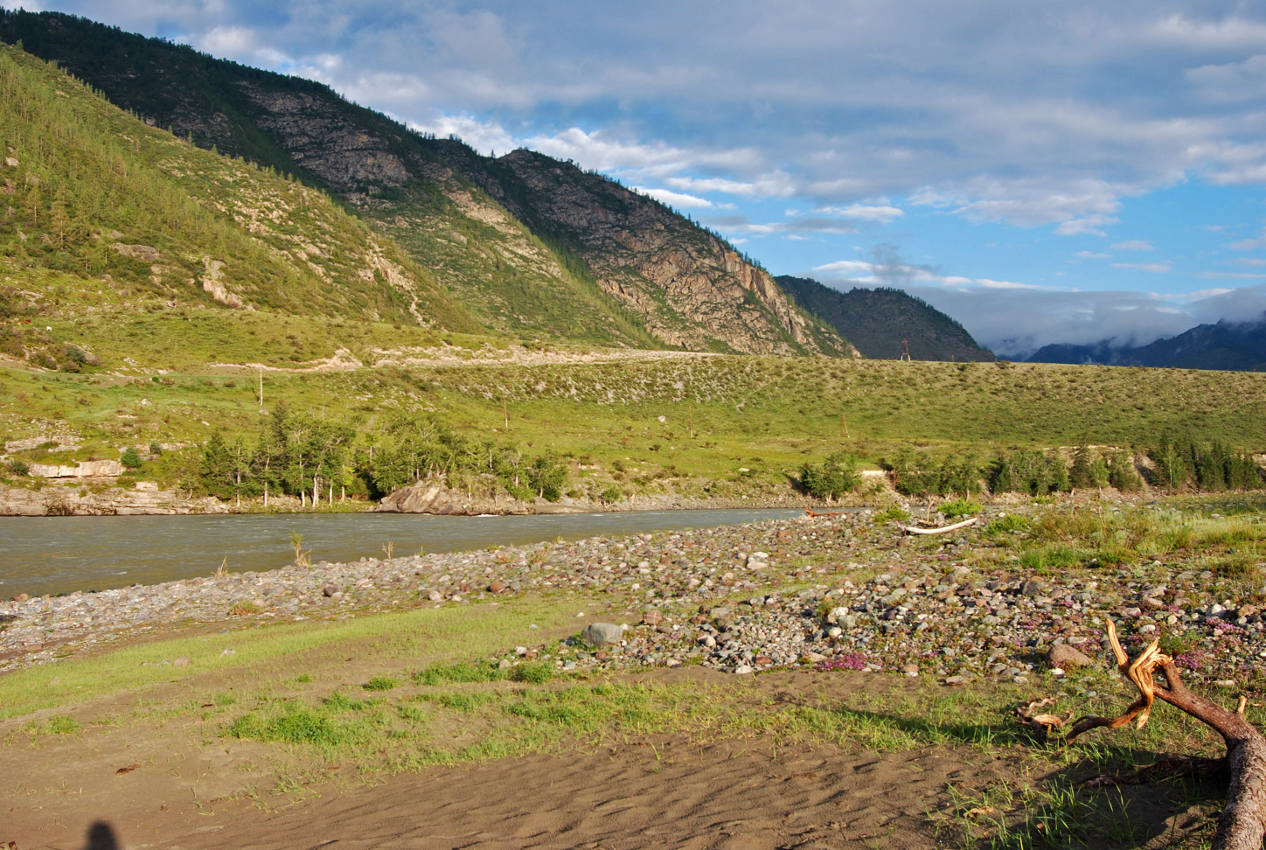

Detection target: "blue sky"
[9, 1, 1266, 355]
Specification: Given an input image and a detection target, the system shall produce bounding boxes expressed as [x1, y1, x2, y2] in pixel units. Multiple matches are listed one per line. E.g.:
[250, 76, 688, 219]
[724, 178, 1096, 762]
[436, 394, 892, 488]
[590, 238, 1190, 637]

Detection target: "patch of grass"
[45, 714, 81, 734]
[0, 596, 582, 720]
[228, 701, 384, 752]
[872, 504, 911, 524]
[363, 676, 398, 692]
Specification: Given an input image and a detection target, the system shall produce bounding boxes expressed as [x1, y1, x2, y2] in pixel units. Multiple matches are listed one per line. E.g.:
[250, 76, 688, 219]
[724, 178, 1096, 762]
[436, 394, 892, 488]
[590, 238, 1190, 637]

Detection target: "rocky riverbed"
[3, 502, 1264, 696]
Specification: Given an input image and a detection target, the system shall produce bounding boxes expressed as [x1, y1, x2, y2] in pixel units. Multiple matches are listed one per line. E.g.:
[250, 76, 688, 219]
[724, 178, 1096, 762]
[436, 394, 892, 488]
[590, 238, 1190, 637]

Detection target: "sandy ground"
[6, 722, 1005, 850]
[1, 665, 1219, 850]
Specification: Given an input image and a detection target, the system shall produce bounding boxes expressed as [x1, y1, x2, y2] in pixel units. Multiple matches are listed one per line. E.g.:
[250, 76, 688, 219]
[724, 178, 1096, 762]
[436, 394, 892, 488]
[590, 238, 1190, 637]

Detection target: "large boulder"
[376, 479, 478, 515]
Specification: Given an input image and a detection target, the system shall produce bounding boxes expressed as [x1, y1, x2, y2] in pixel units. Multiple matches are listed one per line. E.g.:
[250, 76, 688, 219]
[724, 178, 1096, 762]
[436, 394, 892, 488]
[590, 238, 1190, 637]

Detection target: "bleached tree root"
[1064, 621, 1266, 850]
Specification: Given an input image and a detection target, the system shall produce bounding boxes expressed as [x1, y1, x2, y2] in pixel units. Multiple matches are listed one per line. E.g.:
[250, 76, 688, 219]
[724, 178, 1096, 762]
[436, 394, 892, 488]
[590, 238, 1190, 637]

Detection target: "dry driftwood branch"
[1065, 621, 1266, 850]
[897, 515, 979, 535]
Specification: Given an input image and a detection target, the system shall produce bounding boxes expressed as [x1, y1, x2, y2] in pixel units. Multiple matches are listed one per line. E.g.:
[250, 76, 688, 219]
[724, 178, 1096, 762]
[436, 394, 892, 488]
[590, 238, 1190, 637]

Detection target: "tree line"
[198, 405, 569, 506]
[798, 438, 1263, 500]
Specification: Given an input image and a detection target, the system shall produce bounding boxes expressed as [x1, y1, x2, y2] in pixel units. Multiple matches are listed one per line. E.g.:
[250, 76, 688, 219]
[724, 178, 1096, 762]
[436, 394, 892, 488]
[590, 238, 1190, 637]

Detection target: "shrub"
[120, 447, 142, 469]
[799, 451, 860, 500]
[988, 449, 1069, 496]
[872, 504, 911, 524]
[1069, 445, 1109, 489]
[1108, 449, 1142, 491]
[938, 498, 982, 519]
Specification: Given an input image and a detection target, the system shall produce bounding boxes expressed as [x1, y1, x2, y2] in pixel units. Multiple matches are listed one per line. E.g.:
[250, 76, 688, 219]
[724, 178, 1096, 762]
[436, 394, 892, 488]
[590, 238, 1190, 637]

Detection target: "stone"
[710, 606, 734, 629]
[580, 622, 624, 648]
[427, 590, 443, 602]
[322, 583, 337, 597]
[825, 606, 849, 625]
[1048, 643, 1095, 669]
[172, 657, 191, 668]
[641, 609, 664, 627]
[487, 580, 506, 593]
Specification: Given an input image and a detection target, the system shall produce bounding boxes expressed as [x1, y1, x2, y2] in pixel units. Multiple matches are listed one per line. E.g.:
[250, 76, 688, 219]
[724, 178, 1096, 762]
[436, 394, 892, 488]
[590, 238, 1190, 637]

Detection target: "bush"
[6, 459, 28, 476]
[938, 498, 982, 519]
[798, 451, 860, 500]
[887, 449, 981, 497]
[1069, 445, 1109, 489]
[120, 447, 142, 469]
[1108, 449, 1142, 491]
[988, 449, 1069, 496]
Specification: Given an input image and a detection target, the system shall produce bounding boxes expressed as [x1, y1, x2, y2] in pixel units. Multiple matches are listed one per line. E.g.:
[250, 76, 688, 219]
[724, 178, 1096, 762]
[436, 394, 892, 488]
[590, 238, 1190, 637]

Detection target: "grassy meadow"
[3, 325, 1265, 506]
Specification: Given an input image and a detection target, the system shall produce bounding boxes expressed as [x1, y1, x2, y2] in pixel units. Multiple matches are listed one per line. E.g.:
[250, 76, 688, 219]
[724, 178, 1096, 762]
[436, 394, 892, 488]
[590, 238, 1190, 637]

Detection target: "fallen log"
[1064, 621, 1266, 850]
[897, 515, 979, 535]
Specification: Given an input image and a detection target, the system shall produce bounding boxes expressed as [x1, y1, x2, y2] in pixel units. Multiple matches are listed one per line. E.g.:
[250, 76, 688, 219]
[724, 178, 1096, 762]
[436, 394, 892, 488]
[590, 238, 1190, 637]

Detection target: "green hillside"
[0, 42, 480, 368]
[0, 10, 843, 356]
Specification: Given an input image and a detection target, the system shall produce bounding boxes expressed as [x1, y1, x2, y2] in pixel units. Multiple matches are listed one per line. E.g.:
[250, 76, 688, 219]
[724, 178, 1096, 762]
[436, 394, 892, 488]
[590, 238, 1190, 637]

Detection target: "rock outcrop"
[375, 478, 524, 516]
[0, 482, 229, 516]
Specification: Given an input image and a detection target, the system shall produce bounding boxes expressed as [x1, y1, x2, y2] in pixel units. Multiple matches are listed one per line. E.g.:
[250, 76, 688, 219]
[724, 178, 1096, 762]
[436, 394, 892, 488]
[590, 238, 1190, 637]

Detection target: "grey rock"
[1048, 643, 1095, 670]
[580, 622, 625, 648]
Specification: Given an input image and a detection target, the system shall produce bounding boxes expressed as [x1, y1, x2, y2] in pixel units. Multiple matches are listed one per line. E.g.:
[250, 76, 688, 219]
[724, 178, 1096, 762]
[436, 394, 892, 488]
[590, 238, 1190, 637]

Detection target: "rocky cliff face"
[469, 151, 850, 355]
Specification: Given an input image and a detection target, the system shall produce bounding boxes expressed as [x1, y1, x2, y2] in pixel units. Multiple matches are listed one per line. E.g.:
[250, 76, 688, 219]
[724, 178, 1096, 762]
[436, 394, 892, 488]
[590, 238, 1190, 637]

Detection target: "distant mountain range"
[1027, 314, 1266, 371]
[775, 277, 994, 361]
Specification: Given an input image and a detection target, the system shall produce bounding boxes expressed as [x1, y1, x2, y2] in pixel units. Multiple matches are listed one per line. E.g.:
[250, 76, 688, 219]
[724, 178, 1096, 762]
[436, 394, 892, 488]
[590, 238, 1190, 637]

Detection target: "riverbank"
[4, 496, 1264, 692]
[0, 475, 832, 517]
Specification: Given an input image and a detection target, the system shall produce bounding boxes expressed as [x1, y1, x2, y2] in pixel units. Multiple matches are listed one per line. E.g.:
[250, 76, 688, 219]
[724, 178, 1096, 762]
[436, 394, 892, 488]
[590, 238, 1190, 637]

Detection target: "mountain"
[775, 276, 993, 361]
[0, 10, 849, 357]
[1027, 315, 1266, 371]
[0, 40, 488, 373]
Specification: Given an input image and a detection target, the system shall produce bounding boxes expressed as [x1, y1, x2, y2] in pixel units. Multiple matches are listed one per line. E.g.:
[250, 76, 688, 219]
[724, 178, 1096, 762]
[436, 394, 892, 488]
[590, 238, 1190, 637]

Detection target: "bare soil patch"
[1, 667, 1218, 850]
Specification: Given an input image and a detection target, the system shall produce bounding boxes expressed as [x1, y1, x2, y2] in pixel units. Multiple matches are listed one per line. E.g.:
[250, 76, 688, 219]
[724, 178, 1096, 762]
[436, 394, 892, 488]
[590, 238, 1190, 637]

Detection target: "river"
[0, 509, 803, 598]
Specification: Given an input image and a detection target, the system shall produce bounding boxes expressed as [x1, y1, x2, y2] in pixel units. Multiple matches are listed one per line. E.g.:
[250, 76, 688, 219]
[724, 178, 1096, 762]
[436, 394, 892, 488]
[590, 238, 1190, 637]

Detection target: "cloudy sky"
[9, 1, 1266, 355]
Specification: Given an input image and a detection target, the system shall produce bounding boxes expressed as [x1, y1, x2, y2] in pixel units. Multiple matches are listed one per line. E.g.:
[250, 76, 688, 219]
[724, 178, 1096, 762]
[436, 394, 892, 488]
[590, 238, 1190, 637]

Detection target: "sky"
[8, 1, 1266, 356]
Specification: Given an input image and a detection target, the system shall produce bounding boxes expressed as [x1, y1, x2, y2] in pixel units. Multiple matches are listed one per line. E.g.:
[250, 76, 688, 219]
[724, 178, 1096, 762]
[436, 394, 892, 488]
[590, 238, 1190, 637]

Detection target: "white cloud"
[1056, 216, 1119, 237]
[1187, 54, 1266, 102]
[408, 115, 513, 156]
[1148, 14, 1266, 50]
[193, 24, 257, 57]
[1230, 227, 1266, 251]
[1111, 240, 1154, 251]
[631, 187, 713, 209]
[818, 202, 905, 223]
[975, 278, 1047, 291]
[1075, 251, 1112, 259]
[1111, 262, 1172, 273]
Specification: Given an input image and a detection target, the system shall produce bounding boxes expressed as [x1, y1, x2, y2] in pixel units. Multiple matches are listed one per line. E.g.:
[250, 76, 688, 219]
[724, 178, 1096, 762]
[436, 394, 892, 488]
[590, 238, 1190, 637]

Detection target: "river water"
[0, 508, 802, 598]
